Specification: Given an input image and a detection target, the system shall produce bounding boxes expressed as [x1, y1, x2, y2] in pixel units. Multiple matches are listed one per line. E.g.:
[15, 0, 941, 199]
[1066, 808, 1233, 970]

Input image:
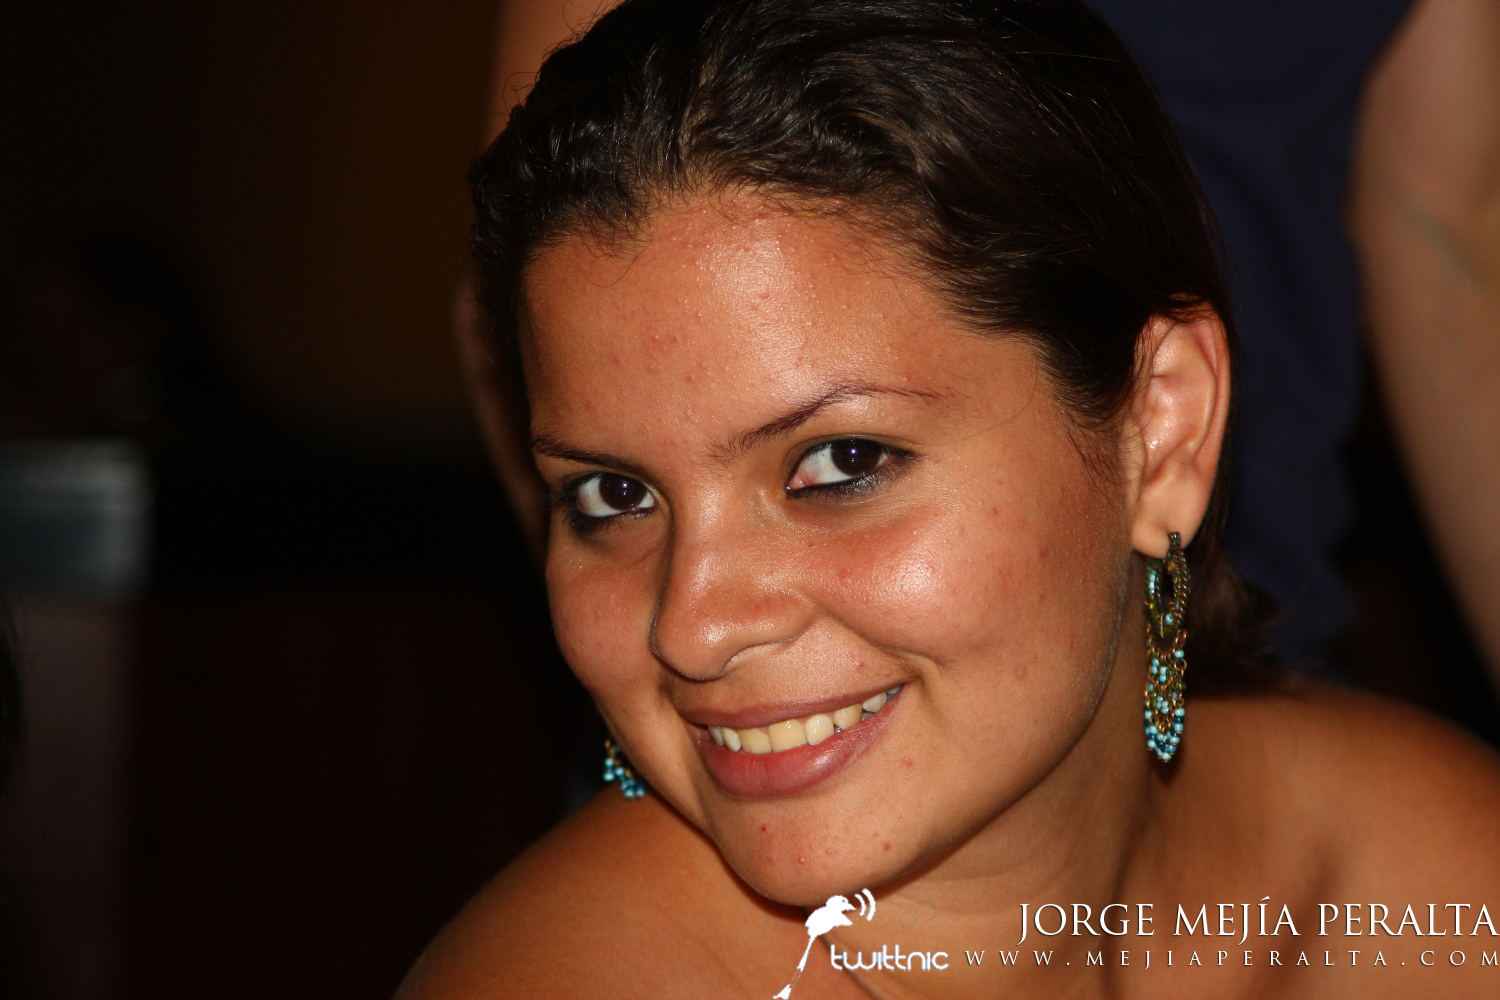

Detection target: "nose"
[649, 508, 810, 681]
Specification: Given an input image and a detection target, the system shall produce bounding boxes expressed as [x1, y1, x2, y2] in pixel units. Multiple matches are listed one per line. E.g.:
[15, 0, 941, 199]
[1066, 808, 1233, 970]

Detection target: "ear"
[453, 268, 550, 561]
[1124, 309, 1231, 559]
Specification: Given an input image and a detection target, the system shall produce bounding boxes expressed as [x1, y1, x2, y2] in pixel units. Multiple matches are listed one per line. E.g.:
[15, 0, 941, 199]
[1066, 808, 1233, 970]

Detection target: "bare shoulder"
[396, 791, 807, 999]
[1190, 683, 1500, 896]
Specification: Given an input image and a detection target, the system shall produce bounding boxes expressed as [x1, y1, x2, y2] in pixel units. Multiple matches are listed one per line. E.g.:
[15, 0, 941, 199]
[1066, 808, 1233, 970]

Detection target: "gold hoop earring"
[1144, 531, 1190, 761]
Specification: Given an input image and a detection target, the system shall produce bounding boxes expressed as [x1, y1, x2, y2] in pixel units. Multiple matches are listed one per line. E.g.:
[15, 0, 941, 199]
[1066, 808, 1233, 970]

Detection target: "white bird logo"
[773, 889, 876, 998]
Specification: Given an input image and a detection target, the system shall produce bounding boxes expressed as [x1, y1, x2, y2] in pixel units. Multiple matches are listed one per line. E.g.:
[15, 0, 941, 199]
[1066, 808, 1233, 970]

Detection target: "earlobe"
[1126, 310, 1231, 559]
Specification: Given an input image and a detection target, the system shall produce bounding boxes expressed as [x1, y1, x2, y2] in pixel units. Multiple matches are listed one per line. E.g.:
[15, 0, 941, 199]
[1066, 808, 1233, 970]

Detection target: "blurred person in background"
[466, 0, 1500, 688]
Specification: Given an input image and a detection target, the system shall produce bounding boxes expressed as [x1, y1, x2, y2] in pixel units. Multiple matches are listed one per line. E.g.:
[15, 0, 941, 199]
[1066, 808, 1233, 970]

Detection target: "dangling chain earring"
[603, 737, 647, 799]
[1144, 531, 1190, 761]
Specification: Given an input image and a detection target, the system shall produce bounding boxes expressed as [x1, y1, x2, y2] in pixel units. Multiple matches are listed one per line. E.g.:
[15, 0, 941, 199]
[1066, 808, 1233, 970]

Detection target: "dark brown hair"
[470, 0, 1267, 686]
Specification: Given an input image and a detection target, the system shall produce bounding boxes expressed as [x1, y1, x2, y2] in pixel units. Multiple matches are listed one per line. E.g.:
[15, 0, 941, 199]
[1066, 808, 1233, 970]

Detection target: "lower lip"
[693, 695, 900, 798]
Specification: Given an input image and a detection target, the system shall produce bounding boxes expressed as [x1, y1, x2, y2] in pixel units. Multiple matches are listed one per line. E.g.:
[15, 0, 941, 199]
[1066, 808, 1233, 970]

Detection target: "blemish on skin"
[760, 824, 768, 833]
[883, 842, 892, 852]
[903, 758, 914, 767]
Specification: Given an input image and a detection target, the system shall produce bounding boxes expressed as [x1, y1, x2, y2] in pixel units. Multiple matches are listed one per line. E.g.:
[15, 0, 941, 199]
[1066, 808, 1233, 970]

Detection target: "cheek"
[547, 549, 657, 701]
[814, 473, 1116, 677]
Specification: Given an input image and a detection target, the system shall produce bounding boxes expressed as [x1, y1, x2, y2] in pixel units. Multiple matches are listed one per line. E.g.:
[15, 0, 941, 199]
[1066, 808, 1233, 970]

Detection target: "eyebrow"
[530, 435, 651, 479]
[531, 381, 942, 473]
[711, 382, 939, 462]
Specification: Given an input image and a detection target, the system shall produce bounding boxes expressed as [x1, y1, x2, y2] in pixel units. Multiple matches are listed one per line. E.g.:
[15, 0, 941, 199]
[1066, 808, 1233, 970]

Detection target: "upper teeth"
[708, 686, 902, 754]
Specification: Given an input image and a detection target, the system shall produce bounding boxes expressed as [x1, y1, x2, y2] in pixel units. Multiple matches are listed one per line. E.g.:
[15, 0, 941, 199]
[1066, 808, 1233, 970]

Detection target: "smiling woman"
[396, 1, 1500, 997]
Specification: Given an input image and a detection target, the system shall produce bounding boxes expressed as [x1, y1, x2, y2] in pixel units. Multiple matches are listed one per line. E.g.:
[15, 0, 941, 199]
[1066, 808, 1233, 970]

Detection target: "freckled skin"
[404, 196, 1500, 1000]
[526, 193, 1132, 905]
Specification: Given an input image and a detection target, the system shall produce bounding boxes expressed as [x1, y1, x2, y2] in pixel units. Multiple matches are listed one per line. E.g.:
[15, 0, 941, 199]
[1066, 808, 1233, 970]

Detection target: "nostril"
[649, 522, 814, 679]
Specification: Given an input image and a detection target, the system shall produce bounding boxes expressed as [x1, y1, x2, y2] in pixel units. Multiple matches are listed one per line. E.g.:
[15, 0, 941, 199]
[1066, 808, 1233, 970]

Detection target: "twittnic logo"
[774, 889, 877, 998]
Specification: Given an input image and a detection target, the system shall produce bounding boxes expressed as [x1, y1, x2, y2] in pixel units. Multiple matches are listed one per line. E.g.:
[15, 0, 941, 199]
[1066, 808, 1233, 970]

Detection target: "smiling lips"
[708, 686, 902, 754]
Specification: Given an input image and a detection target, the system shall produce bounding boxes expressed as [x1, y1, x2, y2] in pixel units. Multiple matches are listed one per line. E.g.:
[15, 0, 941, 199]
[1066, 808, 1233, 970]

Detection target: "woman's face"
[524, 192, 1138, 904]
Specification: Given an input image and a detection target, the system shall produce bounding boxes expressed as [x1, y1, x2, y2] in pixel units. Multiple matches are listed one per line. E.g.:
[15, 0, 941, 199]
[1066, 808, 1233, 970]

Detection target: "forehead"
[520, 193, 1008, 434]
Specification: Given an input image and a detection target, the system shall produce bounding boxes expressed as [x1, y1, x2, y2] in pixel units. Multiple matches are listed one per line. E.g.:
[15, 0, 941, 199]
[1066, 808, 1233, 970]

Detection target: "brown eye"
[830, 440, 884, 477]
[599, 474, 646, 510]
[787, 438, 893, 491]
[575, 473, 657, 518]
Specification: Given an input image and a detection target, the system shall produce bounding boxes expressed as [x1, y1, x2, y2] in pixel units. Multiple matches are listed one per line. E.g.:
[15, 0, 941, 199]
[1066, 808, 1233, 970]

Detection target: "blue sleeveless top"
[1088, 0, 1415, 663]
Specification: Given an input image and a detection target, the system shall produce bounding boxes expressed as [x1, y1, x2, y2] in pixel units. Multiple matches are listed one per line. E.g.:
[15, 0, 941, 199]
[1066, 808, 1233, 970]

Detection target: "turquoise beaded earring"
[1143, 531, 1190, 761]
[603, 737, 647, 799]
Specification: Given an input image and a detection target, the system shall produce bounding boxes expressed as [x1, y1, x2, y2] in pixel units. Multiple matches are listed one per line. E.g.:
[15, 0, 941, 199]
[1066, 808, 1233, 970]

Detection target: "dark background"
[1, 2, 587, 998]
[0, 2, 1495, 999]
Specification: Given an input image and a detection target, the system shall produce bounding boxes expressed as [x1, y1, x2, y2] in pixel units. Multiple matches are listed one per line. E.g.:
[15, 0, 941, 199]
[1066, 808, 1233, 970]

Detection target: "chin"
[726, 839, 917, 909]
[697, 789, 939, 909]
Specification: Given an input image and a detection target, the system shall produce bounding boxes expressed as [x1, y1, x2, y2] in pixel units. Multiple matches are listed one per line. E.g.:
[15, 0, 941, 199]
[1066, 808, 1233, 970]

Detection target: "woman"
[401, 1, 1500, 995]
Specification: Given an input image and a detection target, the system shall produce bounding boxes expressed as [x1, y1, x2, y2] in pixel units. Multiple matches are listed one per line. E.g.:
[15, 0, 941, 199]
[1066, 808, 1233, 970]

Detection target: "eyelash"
[554, 438, 910, 533]
[554, 475, 654, 534]
[785, 439, 908, 498]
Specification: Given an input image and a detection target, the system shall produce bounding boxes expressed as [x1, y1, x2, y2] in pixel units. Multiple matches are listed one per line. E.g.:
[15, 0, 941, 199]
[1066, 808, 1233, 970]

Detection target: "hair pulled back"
[470, 0, 1268, 687]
